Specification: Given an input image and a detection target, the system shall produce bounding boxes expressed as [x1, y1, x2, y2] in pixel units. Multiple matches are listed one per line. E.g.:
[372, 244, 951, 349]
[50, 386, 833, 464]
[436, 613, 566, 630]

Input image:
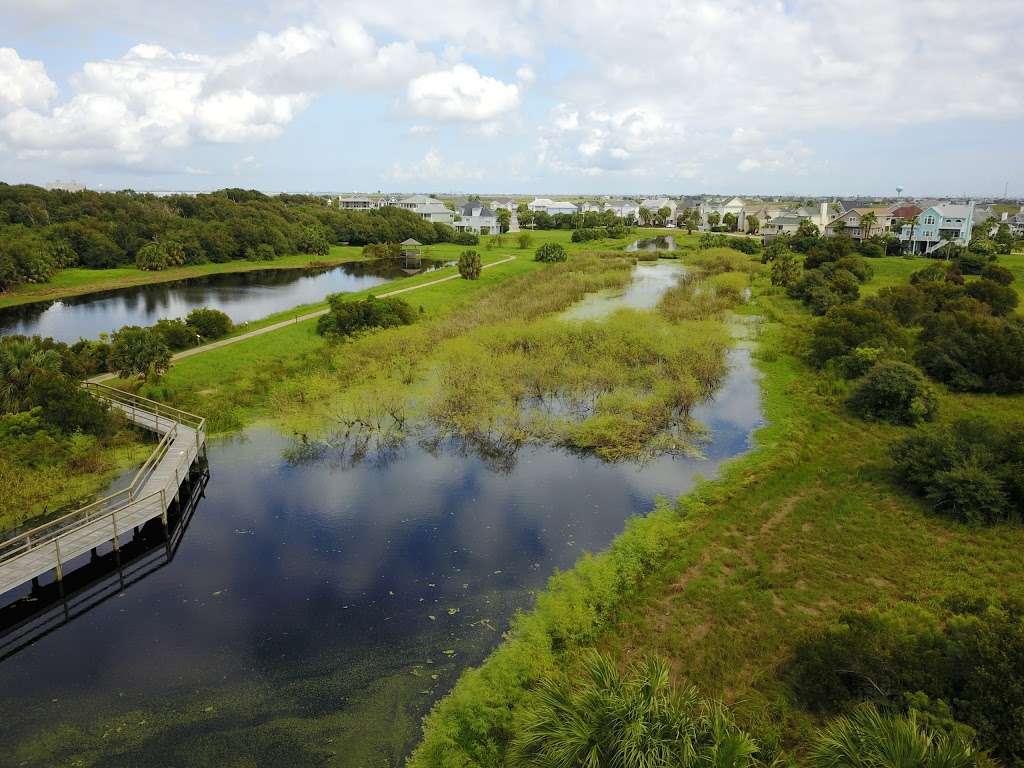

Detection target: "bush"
[857, 242, 884, 258]
[458, 249, 482, 280]
[864, 285, 930, 326]
[833, 256, 873, 283]
[316, 295, 416, 337]
[981, 263, 1014, 285]
[915, 311, 1024, 393]
[152, 318, 199, 351]
[789, 599, 1024, 764]
[769, 252, 801, 287]
[911, 262, 962, 285]
[847, 360, 938, 425]
[253, 243, 277, 261]
[185, 308, 233, 340]
[810, 306, 906, 369]
[108, 326, 171, 377]
[963, 278, 1019, 316]
[571, 227, 608, 242]
[957, 250, 989, 275]
[534, 242, 567, 263]
[892, 418, 1024, 523]
[451, 231, 480, 246]
[516, 232, 533, 250]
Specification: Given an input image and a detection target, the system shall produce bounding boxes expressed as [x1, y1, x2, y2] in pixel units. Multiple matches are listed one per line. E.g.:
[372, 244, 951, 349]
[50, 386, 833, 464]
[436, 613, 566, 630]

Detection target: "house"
[674, 197, 707, 228]
[398, 194, 455, 225]
[455, 201, 499, 235]
[824, 206, 896, 241]
[338, 195, 374, 210]
[761, 203, 830, 241]
[639, 198, 677, 222]
[605, 199, 640, 219]
[899, 202, 976, 255]
[836, 198, 874, 213]
[891, 205, 924, 222]
[527, 198, 578, 215]
[490, 200, 518, 211]
[579, 201, 604, 213]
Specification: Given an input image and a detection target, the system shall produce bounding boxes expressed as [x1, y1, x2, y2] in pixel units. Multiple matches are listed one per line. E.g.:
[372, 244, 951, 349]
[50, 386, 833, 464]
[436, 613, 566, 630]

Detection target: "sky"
[1, 0, 1023, 197]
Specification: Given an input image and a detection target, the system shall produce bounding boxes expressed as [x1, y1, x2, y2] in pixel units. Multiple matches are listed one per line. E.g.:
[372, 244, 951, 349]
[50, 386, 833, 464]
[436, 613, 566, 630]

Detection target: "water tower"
[896, 185, 904, 199]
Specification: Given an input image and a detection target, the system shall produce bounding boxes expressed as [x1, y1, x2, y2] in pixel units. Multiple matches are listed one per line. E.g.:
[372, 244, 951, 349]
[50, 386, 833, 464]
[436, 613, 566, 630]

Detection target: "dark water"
[0, 259, 446, 343]
[0, 348, 762, 767]
[626, 236, 677, 252]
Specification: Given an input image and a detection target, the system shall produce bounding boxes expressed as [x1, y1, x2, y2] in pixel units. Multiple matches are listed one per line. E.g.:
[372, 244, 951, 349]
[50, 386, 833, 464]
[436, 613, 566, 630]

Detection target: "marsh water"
[0, 259, 446, 343]
[0, 263, 764, 767]
[626, 236, 677, 252]
[562, 260, 683, 319]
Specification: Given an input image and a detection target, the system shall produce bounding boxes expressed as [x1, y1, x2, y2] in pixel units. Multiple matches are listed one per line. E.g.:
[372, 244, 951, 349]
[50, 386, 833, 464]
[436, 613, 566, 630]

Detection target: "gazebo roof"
[401, 238, 422, 246]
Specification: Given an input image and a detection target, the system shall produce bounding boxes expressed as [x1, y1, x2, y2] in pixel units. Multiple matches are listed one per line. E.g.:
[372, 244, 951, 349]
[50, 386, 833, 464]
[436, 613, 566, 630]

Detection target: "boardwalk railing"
[0, 385, 206, 584]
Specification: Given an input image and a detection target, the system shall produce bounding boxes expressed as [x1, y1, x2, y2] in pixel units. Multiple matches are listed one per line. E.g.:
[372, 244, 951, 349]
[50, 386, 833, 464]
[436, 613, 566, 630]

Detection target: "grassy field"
[409, 250, 1024, 764]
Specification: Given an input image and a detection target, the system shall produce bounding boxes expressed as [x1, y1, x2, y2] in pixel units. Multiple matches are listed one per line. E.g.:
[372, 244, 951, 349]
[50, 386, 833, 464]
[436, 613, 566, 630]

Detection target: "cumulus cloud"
[407, 64, 520, 122]
[388, 148, 483, 181]
[0, 48, 58, 113]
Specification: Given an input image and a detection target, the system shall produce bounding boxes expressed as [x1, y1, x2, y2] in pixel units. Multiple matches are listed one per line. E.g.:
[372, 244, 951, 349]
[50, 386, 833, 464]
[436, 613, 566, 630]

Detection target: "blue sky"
[1, 0, 1022, 197]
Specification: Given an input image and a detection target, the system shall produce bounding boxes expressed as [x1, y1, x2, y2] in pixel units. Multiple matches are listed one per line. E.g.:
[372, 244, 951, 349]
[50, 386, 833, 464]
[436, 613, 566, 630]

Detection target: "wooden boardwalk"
[0, 385, 206, 597]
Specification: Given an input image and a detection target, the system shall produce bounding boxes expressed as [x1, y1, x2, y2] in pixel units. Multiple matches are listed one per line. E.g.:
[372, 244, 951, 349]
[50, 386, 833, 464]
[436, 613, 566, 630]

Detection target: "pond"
[625, 236, 677, 252]
[0, 344, 763, 767]
[0, 259, 447, 343]
[562, 261, 683, 320]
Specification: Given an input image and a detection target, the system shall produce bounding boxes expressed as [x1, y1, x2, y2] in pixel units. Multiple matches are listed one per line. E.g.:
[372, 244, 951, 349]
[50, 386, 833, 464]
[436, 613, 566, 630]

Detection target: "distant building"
[490, 199, 518, 211]
[527, 198, 578, 215]
[579, 201, 604, 213]
[891, 204, 923, 221]
[900, 202, 976, 255]
[825, 206, 896, 241]
[45, 179, 86, 192]
[337, 195, 374, 210]
[399, 194, 455, 225]
[605, 199, 640, 219]
[455, 201, 499, 234]
[762, 203, 830, 241]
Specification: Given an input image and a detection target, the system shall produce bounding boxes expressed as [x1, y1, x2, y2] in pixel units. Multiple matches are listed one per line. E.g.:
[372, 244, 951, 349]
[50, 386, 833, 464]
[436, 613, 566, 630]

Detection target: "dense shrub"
[185, 308, 233, 340]
[957, 250, 990, 275]
[316, 295, 416, 337]
[915, 311, 1024, 393]
[911, 262, 962, 286]
[516, 233, 533, 250]
[698, 232, 760, 254]
[108, 326, 172, 377]
[857, 241, 884, 258]
[769, 252, 801, 287]
[571, 227, 608, 242]
[450, 231, 480, 246]
[458, 249, 481, 280]
[24, 370, 112, 435]
[892, 418, 1024, 524]
[847, 360, 938, 425]
[788, 599, 1024, 764]
[534, 242, 568, 263]
[809, 305, 905, 370]
[152, 318, 199, 351]
[981, 263, 1014, 285]
[804, 236, 854, 269]
[864, 285, 930, 326]
[789, 267, 861, 315]
[833, 256, 873, 283]
[963, 278, 1019, 316]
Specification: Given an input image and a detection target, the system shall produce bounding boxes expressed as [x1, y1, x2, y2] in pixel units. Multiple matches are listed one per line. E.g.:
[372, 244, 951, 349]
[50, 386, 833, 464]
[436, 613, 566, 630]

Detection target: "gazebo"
[400, 238, 422, 269]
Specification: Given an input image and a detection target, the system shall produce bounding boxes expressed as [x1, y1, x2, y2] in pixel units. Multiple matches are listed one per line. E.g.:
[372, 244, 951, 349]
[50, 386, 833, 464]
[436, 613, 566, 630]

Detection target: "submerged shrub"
[458, 249, 482, 280]
[847, 360, 937, 425]
[316, 295, 416, 337]
[534, 242, 567, 263]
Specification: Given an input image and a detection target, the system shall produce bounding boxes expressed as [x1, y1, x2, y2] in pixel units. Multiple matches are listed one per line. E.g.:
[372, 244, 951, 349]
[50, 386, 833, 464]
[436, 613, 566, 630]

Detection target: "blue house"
[899, 202, 975, 255]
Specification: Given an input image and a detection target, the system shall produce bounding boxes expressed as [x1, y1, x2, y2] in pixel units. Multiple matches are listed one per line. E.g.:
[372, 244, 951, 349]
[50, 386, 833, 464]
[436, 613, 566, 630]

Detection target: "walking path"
[89, 255, 516, 383]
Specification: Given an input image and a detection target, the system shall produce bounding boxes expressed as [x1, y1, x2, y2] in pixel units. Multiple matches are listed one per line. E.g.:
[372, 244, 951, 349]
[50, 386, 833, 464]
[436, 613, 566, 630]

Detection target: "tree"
[809, 704, 983, 768]
[860, 210, 878, 241]
[458, 249, 481, 279]
[534, 242, 567, 263]
[511, 652, 760, 768]
[135, 241, 170, 271]
[707, 211, 721, 229]
[746, 215, 760, 234]
[722, 212, 738, 231]
[316, 295, 416, 337]
[517, 232, 533, 250]
[109, 326, 171, 378]
[656, 206, 672, 227]
[637, 206, 652, 226]
[770, 252, 801, 287]
[497, 208, 511, 233]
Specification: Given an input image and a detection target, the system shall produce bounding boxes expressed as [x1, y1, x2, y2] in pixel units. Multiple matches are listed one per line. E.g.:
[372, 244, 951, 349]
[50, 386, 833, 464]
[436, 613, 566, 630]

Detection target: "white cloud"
[388, 148, 483, 181]
[737, 157, 760, 173]
[0, 48, 58, 113]
[407, 64, 520, 122]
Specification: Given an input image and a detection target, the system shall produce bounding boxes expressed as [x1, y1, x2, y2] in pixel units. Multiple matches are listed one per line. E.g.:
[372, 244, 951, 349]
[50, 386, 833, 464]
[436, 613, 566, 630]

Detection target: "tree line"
[0, 184, 475, 291]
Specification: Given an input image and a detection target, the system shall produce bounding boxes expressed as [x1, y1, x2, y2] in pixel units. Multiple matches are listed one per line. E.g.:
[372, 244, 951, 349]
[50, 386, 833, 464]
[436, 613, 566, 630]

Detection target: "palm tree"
[0, 337, 62, 412]
[510, 652, 759, 768]
[809, 704, 983, 768]
[638, 206, 652, 227]
[860, 211, 878, 242]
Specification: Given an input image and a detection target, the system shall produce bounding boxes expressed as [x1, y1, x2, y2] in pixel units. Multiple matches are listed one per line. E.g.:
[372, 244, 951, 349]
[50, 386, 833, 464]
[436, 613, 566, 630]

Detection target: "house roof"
[837, 198, 873, 212]
[401, 238, 421, 245]
[891, 205, 923, 219]
[933, 203, 974, 219]
[400, 194, 441, 205]
[458, 201, 495, 217]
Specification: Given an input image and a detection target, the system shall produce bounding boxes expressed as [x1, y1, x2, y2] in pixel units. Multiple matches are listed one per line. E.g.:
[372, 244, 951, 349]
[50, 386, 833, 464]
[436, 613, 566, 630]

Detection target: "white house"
[528, 198, 578, 215]
[900, 202, 976, 255]
[399, 194, 455, 225]
[605, 199, 640, 219]
[455, 201, 499, 235]
[639, 198, 677, 219]
[490, 199, 518, 211]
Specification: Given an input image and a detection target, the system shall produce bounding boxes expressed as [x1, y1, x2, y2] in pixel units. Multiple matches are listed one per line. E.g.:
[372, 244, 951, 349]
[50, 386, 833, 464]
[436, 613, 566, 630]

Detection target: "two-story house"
[605, 199, 640, 219]
[398, 194, 455, 225]
[900, 202, 976, 255]
[824, 206, 896, 241]
[455, 201, 499, 235]
[338, 195, 374, 210]
[527, 198, 578, 216]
